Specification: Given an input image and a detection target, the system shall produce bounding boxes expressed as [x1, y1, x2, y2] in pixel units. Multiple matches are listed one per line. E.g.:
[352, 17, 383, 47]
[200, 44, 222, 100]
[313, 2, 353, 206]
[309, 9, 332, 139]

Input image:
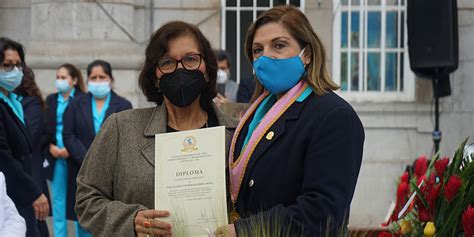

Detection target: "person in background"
[14, 65, 50, 237]
[214, 49, 238, 105]
[0, 37, 50, 237]
[236, 74, 256, 103]
[62, 59, 132, 237]
[216, 5, 364, 236]
[44, 63, 86, 237]
[0, 172, 26, 237]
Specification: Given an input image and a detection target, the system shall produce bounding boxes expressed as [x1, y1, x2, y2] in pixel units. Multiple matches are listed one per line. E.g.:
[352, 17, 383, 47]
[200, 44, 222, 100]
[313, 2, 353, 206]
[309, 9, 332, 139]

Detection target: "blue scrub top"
[0, 92, 25, 125]
[56, 88, 76, 148]
[92, 93, 111, 135]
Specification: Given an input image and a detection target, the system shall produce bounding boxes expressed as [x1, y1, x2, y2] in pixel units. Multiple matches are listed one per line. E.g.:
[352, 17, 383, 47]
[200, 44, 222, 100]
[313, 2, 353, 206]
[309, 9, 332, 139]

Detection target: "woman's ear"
[302, 47, 312, 66]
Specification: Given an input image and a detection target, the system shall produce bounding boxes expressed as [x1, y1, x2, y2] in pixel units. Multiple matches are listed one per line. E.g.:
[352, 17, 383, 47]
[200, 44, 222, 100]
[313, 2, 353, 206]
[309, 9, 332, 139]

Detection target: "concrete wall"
[0, 0, 31, 45]
[1, 0, 473, 229]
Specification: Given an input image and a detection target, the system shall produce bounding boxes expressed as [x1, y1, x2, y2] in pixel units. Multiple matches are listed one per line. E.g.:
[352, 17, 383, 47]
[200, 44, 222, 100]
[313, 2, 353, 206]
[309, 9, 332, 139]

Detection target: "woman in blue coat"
[0, 37, 49, 237]
[216, 6, 365, 237]
[44, 63, 86, 237]
[62, 59, 132, 236]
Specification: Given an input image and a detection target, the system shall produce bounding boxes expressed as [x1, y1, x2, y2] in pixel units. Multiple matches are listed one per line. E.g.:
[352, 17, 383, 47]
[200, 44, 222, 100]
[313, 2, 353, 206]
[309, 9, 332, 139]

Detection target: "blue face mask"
[55, 80, 72, 94]
[88, 81, 111, 99]
[0, 68, 23, 92]
[253, 49, 306, 94]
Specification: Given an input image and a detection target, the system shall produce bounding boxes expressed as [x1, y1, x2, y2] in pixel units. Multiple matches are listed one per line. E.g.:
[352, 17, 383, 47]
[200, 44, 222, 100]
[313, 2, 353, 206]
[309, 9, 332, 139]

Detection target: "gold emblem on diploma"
[182, 136, 198, 152]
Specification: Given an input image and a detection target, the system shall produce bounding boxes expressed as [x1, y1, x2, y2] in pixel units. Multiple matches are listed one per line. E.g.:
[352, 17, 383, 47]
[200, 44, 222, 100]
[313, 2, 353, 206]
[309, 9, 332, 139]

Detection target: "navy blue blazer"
[43, 91, 85, 179]
[62, 91, 132, 220]
[0, 100, 42, 209]
[233, 91, 364, 236]
[21, 96, 51, 205]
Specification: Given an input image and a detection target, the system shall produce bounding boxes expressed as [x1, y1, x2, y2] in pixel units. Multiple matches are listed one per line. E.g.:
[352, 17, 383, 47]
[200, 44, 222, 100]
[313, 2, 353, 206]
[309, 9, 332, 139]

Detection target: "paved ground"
[45, 217, 77, 236]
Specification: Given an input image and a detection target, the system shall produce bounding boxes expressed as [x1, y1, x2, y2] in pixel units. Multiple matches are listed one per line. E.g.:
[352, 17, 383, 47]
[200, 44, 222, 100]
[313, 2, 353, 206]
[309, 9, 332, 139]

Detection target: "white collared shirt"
[0, 172, 26, 237]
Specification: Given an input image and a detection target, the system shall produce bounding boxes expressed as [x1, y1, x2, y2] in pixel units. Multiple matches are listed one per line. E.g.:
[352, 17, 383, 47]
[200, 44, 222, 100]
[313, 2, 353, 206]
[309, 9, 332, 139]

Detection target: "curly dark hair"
[138, 21, 217, 106]
[0, 38, 45, 109]
[15, 65, 46, 110]
[0, 37, 25, 63]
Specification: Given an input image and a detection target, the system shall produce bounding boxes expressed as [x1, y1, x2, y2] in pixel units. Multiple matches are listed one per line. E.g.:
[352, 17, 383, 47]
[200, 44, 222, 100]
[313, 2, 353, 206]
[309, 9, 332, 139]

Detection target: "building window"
[221, 0, 304, 84]
[333, 0, 414, 101]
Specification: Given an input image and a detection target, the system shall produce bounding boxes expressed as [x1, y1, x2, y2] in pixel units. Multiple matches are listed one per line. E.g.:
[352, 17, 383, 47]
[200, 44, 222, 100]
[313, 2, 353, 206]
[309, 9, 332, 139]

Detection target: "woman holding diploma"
[74, 21, 237, 236]
[216, 5, 365, 236]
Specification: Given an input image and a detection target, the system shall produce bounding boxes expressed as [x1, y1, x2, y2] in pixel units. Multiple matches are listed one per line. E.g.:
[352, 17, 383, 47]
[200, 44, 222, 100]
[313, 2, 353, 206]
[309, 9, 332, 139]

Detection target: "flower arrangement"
[381, 138, 474, 237]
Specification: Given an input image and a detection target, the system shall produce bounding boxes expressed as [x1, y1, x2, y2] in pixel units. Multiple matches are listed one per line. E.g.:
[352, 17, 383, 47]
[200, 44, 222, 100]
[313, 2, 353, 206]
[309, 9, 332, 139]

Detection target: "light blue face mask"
[0, 68, 24, 92]
[253, 48, 306, 94]
[55, 79, 72, 94]
[88, 81, 111, 99]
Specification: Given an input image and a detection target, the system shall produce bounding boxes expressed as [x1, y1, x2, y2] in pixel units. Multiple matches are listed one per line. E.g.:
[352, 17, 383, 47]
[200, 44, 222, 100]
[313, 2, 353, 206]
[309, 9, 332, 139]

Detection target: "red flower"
[428, 184, 440, 209]
[397, 181, 410, 204]
[414, 156, 428, 178]
[378, 232, 393, 237]
[401, 171, 409, 182]
[389, 181, 410, 224]
[417, 174, 426, 186]
[419, 207, 431, 222]
[444, 175, 462, 202]
[434, 157, 449, 176]
[462, 205, 474, 237]
[421, 180, 440, 210]
[428, 172, 436, 184]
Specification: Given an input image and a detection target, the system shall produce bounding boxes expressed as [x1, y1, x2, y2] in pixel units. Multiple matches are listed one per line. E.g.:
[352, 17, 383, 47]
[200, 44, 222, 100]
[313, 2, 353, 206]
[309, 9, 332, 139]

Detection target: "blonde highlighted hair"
[244, 5, 339, 101]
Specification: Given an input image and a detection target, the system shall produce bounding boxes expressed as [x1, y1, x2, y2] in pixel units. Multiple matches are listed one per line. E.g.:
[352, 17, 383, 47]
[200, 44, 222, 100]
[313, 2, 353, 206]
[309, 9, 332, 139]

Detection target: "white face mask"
[0, 67, 23, 92]
[217, 69, 229, 84]
[88, 81, 111, 99]
[55, 79, 72, 93]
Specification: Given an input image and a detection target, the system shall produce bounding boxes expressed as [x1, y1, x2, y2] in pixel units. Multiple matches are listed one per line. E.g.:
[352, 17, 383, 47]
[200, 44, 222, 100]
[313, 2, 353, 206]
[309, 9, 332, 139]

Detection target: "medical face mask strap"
[298, 47, 306, 58]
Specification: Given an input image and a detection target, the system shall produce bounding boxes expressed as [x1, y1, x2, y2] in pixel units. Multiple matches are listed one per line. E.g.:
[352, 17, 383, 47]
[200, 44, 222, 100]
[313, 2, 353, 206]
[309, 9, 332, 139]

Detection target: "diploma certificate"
[155, 126, 228, 236]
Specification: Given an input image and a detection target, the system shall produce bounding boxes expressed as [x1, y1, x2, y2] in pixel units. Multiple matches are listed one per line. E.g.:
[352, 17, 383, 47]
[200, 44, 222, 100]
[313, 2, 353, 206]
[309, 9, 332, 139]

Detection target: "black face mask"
[159, 69, 207, 108]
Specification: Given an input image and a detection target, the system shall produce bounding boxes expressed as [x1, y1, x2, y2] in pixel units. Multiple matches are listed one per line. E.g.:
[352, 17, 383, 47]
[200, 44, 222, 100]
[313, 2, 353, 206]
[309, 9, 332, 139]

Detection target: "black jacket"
[21, 96, 51, 208]
[43, 91, 85, 179]
[62, 91, 132, 220]
[0, 100, 42, 208]
[233, 91, 365, 236]
[237, 75, 256, 103]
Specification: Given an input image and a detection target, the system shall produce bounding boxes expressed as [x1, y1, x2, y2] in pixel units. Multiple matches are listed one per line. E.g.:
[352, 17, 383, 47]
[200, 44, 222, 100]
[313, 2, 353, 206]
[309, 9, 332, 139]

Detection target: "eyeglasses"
[157, 54, 203, 74]
[0, 62, 24, 72]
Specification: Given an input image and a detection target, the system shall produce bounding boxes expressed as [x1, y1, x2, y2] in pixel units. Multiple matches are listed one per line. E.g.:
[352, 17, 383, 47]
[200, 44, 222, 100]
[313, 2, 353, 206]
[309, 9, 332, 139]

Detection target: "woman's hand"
[49, 144, 61, 158]
[213, 93, 229, 107]
[134, 210, 172, 236]
[59, 148, 69, 159]
[214, 224, 236, 237]
[32, 194, 49, 221]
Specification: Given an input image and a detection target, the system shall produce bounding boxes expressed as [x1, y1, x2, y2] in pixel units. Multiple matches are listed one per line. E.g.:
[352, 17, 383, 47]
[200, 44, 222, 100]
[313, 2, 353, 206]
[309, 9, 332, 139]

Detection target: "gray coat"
[75, 104, 237, 236]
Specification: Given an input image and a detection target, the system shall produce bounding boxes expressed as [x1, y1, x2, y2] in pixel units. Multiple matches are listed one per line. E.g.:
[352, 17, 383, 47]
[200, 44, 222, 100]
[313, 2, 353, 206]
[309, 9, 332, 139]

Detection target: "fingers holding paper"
[134, 209, 173, 236]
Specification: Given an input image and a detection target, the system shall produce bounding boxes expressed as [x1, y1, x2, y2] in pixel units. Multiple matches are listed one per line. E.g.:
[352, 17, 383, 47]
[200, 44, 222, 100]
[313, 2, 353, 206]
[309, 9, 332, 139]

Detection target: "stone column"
[0, 0, 32, 45]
